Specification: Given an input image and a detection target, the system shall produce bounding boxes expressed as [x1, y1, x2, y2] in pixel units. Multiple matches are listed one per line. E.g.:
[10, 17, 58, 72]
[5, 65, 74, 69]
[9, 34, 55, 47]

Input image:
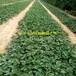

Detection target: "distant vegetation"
[43, 0, 76, 15]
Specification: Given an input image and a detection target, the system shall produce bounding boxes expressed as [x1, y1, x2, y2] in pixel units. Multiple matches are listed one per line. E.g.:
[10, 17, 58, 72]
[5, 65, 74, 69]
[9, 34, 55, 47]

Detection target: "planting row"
[0, 0, 76, 76]
[41, 0, 76, 33]
[0, 0, 32, 24]
[0, 0, 25, 4]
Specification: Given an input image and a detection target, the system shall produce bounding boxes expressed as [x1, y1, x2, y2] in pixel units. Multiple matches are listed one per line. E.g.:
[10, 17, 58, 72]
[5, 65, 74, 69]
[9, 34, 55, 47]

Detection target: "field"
[0, 0, 25, 4]
[41, 0, 76, 33]
[0, 0, 76, 76]
[0, 0, 32, 24]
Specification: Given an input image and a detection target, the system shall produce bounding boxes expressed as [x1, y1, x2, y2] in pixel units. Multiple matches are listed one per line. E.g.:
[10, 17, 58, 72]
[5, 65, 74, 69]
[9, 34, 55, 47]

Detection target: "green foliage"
[0, 0, 76, 76]
[0, 0, 32, 24]
[67, 11, 76, 16]
[41, 0, 76, 33]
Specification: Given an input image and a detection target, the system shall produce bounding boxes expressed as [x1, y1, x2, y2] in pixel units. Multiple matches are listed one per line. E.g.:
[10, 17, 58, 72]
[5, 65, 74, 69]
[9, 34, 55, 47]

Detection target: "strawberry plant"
[0, 0, 76, 76]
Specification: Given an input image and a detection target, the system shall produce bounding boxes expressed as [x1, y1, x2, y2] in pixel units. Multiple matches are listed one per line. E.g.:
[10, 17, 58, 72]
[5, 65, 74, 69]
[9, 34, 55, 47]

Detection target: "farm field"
[0, 0, 25, 4]
[0, 0, 32, 24]
[41, 0, 76, 33]
[0, 0, 76, 76]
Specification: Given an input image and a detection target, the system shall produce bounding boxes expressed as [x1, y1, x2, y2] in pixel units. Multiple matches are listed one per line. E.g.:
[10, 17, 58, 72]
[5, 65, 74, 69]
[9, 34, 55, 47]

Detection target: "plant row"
[0, 0, 24, 4]
[41, 0, 76, 33]
[0, 0, 32, 24]
[0, 0, 76, 76]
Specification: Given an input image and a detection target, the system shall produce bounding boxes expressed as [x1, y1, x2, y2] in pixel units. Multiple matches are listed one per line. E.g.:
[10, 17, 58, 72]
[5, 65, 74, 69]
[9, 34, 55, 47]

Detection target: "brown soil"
[0, 0, 35, 53]
[0, 0, 27, 6]
[39, 0, 76, 44]
[42, 1, 76, 19]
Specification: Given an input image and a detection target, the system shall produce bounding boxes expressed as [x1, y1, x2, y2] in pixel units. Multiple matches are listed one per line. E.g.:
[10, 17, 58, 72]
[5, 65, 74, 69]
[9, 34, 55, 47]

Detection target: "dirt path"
[39, 0, 76, 44]
[0, 0, 27, 6]
[0, 0, 35, 53]
[42, 1, 76, 19]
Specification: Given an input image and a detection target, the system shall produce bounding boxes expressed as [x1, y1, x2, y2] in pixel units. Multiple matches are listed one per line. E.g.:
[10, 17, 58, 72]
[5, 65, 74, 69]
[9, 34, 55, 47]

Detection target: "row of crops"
[0, 0, 33, 24]
[41, 0, 76, 33]
[0, 0, 25, 4]
[0, 0, 76, 75]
